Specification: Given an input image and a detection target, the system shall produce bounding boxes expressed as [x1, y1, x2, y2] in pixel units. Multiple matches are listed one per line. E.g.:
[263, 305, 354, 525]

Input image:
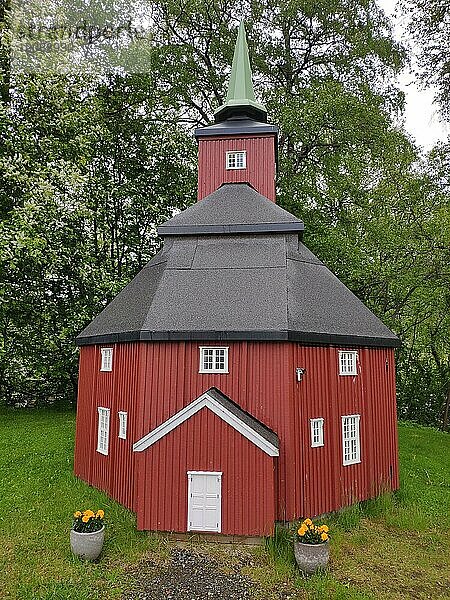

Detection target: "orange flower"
[321, 532, 328, 541]
[73, 511, 82, 518]
[84, 510, 95, 518]
[96, 510, 104, 519]
[320, 525, 329, 533]
[297, 526, 307, 536]
[82, 515, 89, 523]
[304, 518, 313, 526]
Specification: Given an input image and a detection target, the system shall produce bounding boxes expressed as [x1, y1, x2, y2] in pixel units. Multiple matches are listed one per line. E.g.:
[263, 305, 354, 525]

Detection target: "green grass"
[258, 422, 450, 599]
[0, 409, 449, 599]
[0, 408, 149, 599]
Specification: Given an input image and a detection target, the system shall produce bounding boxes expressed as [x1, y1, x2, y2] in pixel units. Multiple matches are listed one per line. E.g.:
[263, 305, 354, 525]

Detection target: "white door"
[187, 471, 222, 533]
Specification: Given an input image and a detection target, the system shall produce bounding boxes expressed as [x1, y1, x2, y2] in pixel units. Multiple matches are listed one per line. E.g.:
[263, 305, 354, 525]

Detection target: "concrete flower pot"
[70, 526, 105, 561]
[294, 540, 329, 574]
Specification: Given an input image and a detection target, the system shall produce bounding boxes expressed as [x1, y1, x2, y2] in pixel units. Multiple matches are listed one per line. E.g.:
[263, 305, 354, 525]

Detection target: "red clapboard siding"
[74, 341, 399, 531]
[74, 343, 142, 512]
[197, 135, 276, 201]
[136, 408, 276, 535]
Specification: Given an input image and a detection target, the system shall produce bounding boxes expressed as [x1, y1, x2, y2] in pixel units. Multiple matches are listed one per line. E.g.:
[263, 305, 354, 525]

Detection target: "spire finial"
[214, 20, 267, 123]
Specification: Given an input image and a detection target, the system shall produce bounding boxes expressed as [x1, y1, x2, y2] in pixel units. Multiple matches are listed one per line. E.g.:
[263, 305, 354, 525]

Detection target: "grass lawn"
[0, 409, 449, 599]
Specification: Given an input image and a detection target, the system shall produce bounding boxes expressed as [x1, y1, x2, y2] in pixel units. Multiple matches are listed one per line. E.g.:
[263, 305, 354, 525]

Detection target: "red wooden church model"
[75, 23, 400, 537]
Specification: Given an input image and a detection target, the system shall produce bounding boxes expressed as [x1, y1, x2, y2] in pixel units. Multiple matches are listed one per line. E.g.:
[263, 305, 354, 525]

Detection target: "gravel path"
[122, 547, 254, 600]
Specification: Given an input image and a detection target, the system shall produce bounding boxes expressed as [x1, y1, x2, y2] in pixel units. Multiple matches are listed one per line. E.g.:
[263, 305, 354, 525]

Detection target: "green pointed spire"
[214, 21, 267, 123]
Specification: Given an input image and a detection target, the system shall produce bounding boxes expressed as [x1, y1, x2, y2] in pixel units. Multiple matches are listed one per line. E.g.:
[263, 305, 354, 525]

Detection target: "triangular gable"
[133, 388, 279, 457]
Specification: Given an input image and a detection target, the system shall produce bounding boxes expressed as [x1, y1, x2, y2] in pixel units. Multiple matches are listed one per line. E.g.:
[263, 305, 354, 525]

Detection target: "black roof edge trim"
[76, 330, 400, 348]
[157, 222, 305, 236]
[195, 124, 279, 138]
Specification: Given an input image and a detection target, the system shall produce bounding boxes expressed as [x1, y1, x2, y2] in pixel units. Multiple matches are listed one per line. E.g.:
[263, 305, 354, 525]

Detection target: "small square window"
[118, 411, 127, 440]
[226, 151, 246, 170]
[310, 418, 324, 447]
[97, 407, 110, 455]
[100, 348, 113, 372]
[199, 347, 229, 373]
[339, 351, 358, 376]
[342, 414, 361, 465]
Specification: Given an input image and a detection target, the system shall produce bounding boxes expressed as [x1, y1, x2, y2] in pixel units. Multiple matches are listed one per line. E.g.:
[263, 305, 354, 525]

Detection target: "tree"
[401, 0, 450, 121]
[0, 73, 196, 405]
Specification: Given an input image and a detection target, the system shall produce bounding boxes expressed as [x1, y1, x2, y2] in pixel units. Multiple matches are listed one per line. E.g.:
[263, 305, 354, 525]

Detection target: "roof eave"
[76, 329, 400, 348]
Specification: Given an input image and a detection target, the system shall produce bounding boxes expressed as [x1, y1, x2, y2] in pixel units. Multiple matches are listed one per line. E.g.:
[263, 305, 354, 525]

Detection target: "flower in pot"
[293, 518, 330, 574]
[70, 509, 105, 561]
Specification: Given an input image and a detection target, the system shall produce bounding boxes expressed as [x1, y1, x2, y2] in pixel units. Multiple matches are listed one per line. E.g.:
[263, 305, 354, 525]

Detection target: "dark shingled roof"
[195, 116, 278, 138]
[203, 388, 279, 449]
[77, 184, 399, 348]
[158, 183, 304, 236]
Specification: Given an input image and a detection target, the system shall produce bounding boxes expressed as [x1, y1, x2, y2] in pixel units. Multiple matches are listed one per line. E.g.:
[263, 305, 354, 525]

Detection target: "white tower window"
[226, 151, 246, 169]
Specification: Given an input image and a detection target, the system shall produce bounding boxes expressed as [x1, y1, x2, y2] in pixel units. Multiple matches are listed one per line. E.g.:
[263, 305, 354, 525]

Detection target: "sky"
[377, 0, 448, 150]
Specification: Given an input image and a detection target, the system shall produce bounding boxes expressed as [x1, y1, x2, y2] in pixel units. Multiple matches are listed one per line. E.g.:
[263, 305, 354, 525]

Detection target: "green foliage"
[0, 1, 448, 428]
[401, 0, 450, 121]
[0, 73, 197, 406]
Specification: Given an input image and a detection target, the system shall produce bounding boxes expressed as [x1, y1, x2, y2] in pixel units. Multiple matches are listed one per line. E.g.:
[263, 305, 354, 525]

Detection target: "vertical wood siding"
[197, 135, 276, 201]
[74, 343, 142, 511]
[293, 346, 399, 518]
[136, 409, 276, 535]
[75, 341, 399, 532]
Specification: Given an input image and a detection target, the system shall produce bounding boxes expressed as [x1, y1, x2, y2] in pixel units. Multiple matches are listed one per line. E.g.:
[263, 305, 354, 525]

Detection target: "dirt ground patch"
[121, 547, 254, 600]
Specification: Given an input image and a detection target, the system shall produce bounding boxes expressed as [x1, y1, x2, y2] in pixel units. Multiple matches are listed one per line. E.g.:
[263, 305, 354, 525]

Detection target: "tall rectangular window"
[342, 414, 361, 465]
[97, 407, 110, 455]
[339, 351, 358, 376]
[118, 411, 127, 440]
[226, 151, 246, 170]
[100, 348, 113, 372]
[199, 347, 229, 373]
[310, 418, 324, 447]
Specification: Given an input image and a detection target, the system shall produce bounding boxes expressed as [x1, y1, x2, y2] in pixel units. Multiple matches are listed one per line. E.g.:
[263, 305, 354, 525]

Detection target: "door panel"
[188, 472, 221, 532]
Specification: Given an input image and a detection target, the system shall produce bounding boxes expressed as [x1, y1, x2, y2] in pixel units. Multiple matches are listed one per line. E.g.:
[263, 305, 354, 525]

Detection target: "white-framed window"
[339, 350, 358, 376]
[100, 347, 113, 372]
[199, 347, 229, 373]
[342, 414, 361, 465]
[226, 150, 246, 170]
[310, 418, 324, 447]
[118, 411, 127, 440]
[97, 407, 110, 455]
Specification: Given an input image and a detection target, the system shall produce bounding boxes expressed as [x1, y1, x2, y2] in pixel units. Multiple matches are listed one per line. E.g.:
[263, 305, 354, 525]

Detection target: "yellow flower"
[321, 532, 328, 541]
[96, 510, 104, 519]
[297, 526, 307, 536]
[74, 511, 82, 518]
[82, 515, 89, 523]
[84, 510, 95, 518]
[304, 518, 313, 526]
[321, 525, 329, 533]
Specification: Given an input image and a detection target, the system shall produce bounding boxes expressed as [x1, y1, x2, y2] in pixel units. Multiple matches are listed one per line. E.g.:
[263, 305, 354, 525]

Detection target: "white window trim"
[342, 414, 361, 466]
[100, 347, 113, 372]
[118, 411, 127, 440]
[310, 418, 324, 448]
[97, 407, 110, 455]
[133, 392, 279, 457]
[339, 350, 358, 376]
[226, 150, 247, 170]
[199, 347, 229, 374]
